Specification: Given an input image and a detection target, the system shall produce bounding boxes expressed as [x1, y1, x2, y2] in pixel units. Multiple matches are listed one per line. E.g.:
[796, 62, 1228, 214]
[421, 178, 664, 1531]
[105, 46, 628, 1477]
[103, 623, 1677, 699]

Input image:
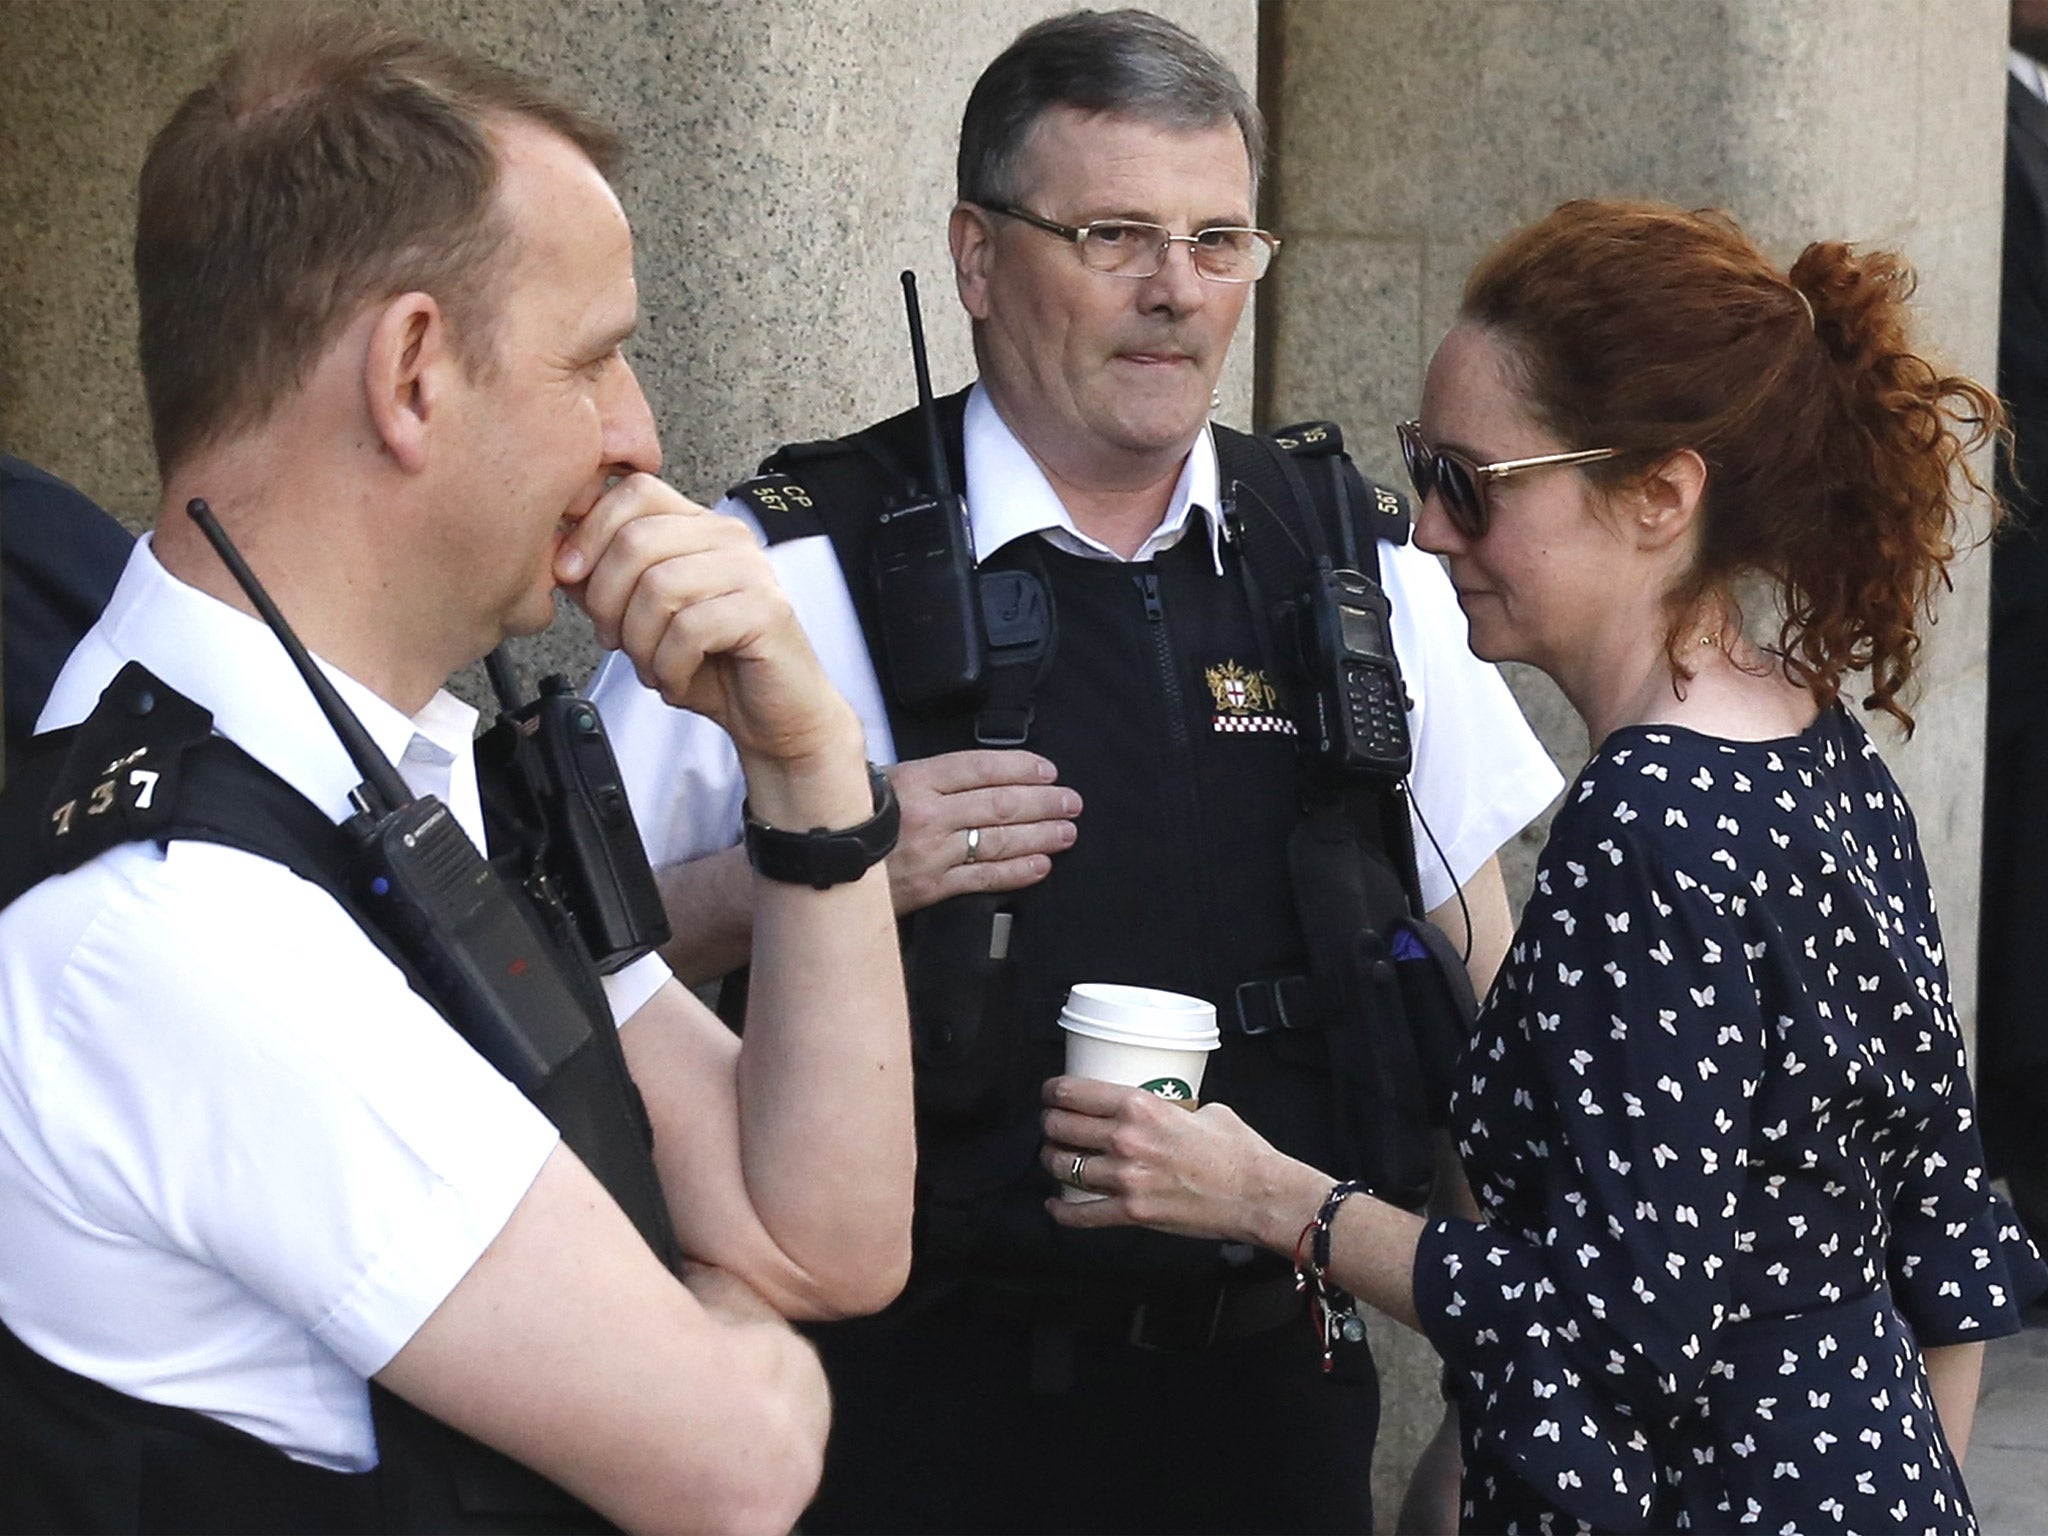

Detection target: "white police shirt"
[0, 537, 667, 1470]
[592, 383, 1563, 912]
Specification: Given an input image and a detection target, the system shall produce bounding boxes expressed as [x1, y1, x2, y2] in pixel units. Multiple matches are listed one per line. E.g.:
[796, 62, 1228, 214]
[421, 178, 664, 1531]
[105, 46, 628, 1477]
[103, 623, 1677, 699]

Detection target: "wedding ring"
[1068, 1152, 1090, 1190]
[964, 826, 984, 865]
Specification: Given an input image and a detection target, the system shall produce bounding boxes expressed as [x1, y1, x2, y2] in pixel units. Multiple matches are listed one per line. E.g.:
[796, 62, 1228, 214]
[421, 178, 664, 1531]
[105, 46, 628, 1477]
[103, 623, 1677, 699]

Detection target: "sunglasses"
[1396, 419, 1619, 540]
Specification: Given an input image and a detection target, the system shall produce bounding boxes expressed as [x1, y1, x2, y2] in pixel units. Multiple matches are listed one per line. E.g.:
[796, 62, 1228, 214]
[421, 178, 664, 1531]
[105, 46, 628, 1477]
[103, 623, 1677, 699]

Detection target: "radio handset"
[870, 270, 984, 706]
[477, 650, 671, 974]
[1287, 561, 1413, 785]
[185, 499, 593, 1094]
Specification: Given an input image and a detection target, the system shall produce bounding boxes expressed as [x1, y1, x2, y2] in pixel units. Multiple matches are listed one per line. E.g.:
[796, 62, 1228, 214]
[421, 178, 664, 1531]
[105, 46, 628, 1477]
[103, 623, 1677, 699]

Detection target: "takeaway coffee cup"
[1057, 984, 1221, 1202]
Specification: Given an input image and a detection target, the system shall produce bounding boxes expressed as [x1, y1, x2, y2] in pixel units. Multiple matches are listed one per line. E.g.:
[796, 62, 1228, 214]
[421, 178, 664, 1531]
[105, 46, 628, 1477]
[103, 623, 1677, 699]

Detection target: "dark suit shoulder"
[1, 458, 135, 757]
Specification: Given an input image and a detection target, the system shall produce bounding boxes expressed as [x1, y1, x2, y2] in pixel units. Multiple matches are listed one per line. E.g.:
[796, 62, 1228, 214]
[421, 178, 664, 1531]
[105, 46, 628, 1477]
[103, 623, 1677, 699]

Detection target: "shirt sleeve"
[1412, 811, 1764, 1531]
[35, 841, 560, 1378]
[601, 950, 672, 1026]
[1380, 538, 1564, 910]
[589, 643, 748, 869]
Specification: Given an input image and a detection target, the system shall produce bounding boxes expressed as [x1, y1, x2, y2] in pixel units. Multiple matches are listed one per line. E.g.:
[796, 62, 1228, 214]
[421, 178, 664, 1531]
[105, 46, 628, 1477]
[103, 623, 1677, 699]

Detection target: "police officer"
[593, 10, 1562, 1532]
[0, 16, 913, 1533]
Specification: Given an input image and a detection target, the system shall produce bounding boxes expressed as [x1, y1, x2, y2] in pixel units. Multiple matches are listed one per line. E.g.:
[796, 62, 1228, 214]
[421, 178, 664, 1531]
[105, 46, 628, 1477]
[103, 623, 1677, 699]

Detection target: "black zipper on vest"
[1135, 571, 1190, 752]
[1134, 566, 1221, 1001]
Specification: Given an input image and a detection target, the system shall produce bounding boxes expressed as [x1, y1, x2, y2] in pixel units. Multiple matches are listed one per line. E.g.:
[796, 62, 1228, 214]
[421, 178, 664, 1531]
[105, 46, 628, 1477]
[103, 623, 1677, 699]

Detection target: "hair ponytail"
[1779, 243, 2001, 729]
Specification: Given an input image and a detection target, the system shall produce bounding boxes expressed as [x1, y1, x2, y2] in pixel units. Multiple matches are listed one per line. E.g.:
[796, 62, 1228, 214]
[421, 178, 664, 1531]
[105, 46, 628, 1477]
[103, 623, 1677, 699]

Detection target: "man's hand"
[560, 475, 856, 774]
[885, 749, 1080, 915]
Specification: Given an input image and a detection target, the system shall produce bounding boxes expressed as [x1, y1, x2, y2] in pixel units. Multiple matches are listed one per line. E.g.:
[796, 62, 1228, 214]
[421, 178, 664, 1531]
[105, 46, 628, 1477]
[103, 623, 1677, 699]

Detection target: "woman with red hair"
[1040, 199, 2046, 1533]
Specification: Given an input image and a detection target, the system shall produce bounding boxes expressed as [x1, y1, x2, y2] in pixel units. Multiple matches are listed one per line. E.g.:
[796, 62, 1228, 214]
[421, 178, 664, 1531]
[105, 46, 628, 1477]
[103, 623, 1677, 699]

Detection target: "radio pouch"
[1287, 803, 1435, 1208]
[1391, 913, 1481, 1124]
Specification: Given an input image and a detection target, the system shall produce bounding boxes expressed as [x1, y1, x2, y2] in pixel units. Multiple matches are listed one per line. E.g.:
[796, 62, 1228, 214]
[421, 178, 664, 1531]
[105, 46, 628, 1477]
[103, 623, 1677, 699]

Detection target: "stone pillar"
[0, 0, 1254, 695]
[1260, 0, 2007, 1520]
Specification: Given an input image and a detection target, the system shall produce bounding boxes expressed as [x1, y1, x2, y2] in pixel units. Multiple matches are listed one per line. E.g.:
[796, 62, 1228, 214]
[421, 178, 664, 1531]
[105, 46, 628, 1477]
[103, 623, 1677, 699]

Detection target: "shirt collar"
[2014, 48, 2048, 104]
[961, 382, 1228, 574]
[43, 536, 483, 842]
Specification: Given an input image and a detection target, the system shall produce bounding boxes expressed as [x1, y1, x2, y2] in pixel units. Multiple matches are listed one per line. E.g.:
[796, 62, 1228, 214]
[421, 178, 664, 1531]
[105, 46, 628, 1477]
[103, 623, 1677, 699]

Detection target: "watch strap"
[743, 764, 899, 890]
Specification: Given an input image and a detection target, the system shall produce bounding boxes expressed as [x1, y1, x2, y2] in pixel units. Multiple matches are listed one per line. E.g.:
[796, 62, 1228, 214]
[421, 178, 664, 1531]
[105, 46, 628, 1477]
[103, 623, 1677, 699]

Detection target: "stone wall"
[0, 0, 1254, 699]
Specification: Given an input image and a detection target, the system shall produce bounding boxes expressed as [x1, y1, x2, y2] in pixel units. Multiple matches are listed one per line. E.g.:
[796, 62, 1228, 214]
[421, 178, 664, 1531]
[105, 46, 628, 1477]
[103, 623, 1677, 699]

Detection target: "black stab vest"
[0, 668, 674, 1534]
[736, 394, 1421, 1296]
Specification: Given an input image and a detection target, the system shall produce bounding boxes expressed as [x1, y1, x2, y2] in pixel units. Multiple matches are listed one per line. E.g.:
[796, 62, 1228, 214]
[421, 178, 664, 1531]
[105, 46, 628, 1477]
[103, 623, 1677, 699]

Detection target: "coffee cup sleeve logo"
[1142, 1076, 1195, 1101]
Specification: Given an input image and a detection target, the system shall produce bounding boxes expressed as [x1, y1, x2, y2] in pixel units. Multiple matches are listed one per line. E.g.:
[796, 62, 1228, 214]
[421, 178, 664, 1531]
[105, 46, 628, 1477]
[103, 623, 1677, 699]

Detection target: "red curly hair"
[1460, 199, 2003, 733]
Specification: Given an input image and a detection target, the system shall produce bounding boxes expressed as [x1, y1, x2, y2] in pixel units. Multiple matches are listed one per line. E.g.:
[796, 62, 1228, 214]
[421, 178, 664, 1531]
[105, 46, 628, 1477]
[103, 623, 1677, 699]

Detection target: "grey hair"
[956, 9, 1264, 209]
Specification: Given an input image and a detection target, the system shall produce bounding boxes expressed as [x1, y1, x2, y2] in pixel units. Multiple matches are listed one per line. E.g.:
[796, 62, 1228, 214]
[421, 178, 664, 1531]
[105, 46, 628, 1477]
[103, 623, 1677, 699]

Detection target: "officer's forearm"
[724, 740, 915, 1317]
[655, 846, 756, 986]
[648, 709, 874, 987]
[1426, 855, 1513, 999]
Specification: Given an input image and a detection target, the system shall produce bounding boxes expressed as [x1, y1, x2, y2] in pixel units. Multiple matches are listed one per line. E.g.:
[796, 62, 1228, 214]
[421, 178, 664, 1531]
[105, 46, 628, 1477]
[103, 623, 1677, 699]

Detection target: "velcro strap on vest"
[974, 662, 1035, 748]
[1228, 973, 1317, 1036]
[970, 553, 1055, 746]
[972, 567, 1054, 747]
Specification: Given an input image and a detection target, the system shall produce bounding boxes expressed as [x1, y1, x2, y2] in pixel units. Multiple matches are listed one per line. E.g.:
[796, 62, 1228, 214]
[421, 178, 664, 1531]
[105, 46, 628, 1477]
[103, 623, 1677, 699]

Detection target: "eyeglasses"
[978, 203, 1280, 283]
[1396, 419, 1619, 540]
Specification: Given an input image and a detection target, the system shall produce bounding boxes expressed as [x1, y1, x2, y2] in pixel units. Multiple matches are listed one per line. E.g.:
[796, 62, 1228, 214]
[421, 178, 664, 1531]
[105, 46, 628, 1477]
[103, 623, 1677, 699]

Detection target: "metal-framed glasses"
[979, 203, 1280, 283]
[1396, 419, 1619, 540]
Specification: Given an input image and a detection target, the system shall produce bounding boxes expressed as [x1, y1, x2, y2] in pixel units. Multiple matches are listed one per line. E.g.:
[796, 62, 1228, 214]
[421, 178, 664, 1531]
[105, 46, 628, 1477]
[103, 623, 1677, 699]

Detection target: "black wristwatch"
[742, 764, 900, 890]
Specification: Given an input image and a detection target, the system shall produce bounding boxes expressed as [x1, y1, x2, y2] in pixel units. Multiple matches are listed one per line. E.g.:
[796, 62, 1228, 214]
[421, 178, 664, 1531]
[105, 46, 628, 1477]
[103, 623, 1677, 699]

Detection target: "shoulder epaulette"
[725, 470, 826, 547]
[1268, 418, 1410, 547]
[40, 661, 216, 874]
[1269, 419, 1346, 457]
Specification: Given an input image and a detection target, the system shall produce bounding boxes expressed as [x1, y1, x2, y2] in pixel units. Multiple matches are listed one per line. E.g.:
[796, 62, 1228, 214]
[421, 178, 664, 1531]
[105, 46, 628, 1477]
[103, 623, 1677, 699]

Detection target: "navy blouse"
[1415, 707, 2046, 1534]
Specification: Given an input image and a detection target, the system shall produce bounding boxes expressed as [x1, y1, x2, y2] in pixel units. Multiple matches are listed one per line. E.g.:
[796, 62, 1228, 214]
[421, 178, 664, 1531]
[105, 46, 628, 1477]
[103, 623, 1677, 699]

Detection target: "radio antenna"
[900, 270, 953, 498]
[484, 648, 524, 714]
[185, 498, 411, 816]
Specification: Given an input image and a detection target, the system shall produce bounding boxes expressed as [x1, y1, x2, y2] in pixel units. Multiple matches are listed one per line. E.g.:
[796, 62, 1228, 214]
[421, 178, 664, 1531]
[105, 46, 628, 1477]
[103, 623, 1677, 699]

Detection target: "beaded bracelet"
[1292, 1179, 1372, 1372]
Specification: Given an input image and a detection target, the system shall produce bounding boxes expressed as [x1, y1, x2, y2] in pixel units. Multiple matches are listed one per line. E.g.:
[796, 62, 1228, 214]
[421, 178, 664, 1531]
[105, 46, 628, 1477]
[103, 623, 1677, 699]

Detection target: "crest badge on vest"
[1205, 659, 1296, 736]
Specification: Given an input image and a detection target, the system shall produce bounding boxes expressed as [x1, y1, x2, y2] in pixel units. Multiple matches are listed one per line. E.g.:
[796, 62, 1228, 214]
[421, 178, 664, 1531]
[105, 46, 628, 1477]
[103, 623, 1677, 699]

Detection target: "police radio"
[1286, 562, 1412, 784]
[186, 499, 595, 1095]
[870, 270, 984, 706]
[476, 653, 670, 974]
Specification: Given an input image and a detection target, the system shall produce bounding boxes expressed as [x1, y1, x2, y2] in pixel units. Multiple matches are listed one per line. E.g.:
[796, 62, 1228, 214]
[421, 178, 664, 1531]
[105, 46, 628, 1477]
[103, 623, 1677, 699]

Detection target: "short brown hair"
[135, 12, 622, 475]
[958, 10, 1264, 207]
[1462, 199, 2003, 734]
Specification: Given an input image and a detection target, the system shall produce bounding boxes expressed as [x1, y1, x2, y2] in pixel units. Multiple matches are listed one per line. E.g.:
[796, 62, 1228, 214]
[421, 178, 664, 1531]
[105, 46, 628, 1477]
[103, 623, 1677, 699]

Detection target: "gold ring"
[964, 826, 983, 865]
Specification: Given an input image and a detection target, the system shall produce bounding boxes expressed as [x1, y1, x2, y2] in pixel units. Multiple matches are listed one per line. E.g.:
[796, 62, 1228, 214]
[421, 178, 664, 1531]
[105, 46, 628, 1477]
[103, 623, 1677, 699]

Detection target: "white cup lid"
[1059, 982, 1220, 1050]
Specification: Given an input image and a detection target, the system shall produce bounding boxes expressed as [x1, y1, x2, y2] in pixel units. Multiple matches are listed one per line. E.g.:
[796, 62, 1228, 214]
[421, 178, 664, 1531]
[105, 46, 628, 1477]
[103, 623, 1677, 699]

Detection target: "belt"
[939, 1273, 1306, 1353]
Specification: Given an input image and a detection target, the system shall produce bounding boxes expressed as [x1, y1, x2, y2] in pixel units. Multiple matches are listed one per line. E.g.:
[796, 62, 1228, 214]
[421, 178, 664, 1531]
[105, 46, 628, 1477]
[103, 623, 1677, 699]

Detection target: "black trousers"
[1979, 699, 2048, 1235]
[799, 1303, 1379, 1536]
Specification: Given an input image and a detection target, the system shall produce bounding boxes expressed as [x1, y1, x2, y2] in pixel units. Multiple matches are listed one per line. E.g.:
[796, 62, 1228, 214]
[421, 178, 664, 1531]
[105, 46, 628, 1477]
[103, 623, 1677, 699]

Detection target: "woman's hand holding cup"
[1039, 1073, 1313, 1248]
